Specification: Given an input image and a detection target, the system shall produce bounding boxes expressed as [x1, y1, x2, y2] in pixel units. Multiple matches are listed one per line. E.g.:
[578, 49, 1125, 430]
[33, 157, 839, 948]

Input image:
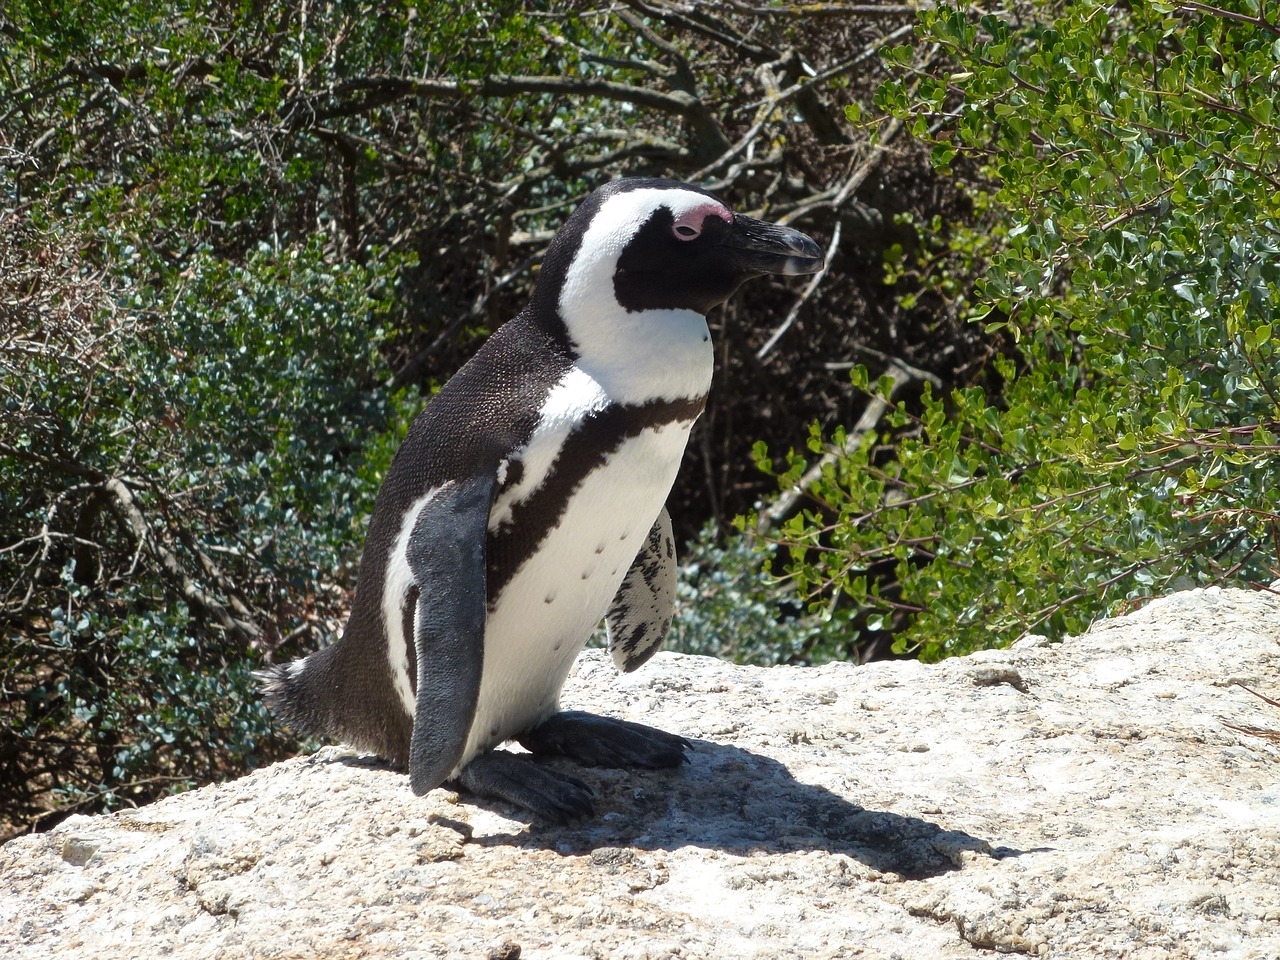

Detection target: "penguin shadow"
[456, 738, 1028, 880]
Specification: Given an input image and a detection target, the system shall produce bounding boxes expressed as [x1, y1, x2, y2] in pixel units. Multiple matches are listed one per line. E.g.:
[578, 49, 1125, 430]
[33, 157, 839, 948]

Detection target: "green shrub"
[668, 523, 859, 666]
[761, 0, 1280, 659]
[1, 203, 408, 832]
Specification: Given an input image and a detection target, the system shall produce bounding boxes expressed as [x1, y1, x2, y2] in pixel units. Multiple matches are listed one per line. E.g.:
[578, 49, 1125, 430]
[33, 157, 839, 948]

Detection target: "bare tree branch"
[103, 478, 260, 643]
[626, 0, 780, 64]
[754, 356, 943, 535]
[756, 218, 843, 361]
[302, 73, 732, 158]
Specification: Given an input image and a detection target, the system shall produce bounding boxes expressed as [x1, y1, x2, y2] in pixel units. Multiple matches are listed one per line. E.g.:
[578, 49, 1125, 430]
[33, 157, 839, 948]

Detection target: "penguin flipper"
[605, 506, 677, 672]
[405, 474, 493, 796]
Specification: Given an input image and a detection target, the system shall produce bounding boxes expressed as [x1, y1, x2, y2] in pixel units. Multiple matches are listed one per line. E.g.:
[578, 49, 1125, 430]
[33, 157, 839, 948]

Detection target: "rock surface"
[3, 586, 1279, 959]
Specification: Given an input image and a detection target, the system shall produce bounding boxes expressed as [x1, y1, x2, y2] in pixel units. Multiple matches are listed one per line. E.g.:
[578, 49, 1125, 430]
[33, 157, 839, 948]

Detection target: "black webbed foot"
[516, 710, 690, 769]
[457, 750, 594, 824]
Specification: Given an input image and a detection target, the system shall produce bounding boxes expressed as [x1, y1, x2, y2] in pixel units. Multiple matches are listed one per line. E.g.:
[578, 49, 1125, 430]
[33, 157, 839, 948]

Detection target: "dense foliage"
[1, 197, 405, 830]
[760, 0, 1280, 659]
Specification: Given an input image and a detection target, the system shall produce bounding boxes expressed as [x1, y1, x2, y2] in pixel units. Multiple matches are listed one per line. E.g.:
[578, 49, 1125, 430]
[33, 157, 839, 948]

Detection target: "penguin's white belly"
[459, 420, 694, 768]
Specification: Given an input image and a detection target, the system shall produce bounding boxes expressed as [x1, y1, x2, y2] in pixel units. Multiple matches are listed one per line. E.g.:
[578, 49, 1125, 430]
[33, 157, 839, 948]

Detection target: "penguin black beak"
[726, 215, 825, 277]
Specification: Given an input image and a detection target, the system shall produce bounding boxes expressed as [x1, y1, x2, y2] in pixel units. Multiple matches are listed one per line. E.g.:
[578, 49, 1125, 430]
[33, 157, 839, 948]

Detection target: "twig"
[616, 8, 698, 91]
[1175, 1, 1280, 36]
[723, 1, 921, 15]
[1222, 682, 1280, 742]
[1231, 681, 1280, 710]
[626, 0, 780, 64]
[754, 357, 928, 534]
[755, 218, 842, 361]
[737, 22, 918, 115]
[102, 478, 260, 643]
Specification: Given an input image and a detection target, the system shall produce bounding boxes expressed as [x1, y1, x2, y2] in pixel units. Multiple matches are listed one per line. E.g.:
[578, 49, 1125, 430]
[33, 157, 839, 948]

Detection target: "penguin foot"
[457, 750, 595, 824]
[517, 710, 690, 769]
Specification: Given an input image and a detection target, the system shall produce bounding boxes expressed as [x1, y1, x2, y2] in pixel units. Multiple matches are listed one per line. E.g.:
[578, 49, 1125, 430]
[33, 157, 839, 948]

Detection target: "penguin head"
[531, 178, 823, 400]
[607, 180, 824, 315]
[537, 178, 824, 323]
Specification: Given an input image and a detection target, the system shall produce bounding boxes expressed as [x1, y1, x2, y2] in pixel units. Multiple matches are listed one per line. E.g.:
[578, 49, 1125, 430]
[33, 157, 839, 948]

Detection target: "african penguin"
[258, 177, 824, 822]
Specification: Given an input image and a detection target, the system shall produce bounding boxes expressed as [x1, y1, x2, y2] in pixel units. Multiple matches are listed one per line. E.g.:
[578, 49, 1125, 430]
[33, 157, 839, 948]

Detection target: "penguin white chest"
[466, 421, 695, 764]
[461, 381, 705, 765]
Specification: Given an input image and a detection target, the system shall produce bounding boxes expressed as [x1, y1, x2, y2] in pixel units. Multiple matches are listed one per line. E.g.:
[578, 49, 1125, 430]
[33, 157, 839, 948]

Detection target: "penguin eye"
[669, 200, 730, 242]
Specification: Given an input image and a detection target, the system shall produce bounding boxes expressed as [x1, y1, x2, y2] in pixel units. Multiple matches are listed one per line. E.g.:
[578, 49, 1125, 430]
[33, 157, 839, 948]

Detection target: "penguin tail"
[255, 642, 414, 768]
[255, 654, 327, 741]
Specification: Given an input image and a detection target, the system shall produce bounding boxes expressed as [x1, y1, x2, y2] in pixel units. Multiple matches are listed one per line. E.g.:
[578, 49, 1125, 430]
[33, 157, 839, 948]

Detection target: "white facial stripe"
[488, 367, 610, 531]
[559, 187, 721, 404]
[383, 487, 445, 716]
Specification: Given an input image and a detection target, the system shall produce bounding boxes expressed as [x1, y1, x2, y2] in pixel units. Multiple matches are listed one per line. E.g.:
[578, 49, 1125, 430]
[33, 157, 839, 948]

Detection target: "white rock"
[2, 587, 1279, 959]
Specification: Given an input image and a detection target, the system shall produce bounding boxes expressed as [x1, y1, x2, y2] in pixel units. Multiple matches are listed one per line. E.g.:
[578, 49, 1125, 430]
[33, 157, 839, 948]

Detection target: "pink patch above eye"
[672, 201, 732, 240]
